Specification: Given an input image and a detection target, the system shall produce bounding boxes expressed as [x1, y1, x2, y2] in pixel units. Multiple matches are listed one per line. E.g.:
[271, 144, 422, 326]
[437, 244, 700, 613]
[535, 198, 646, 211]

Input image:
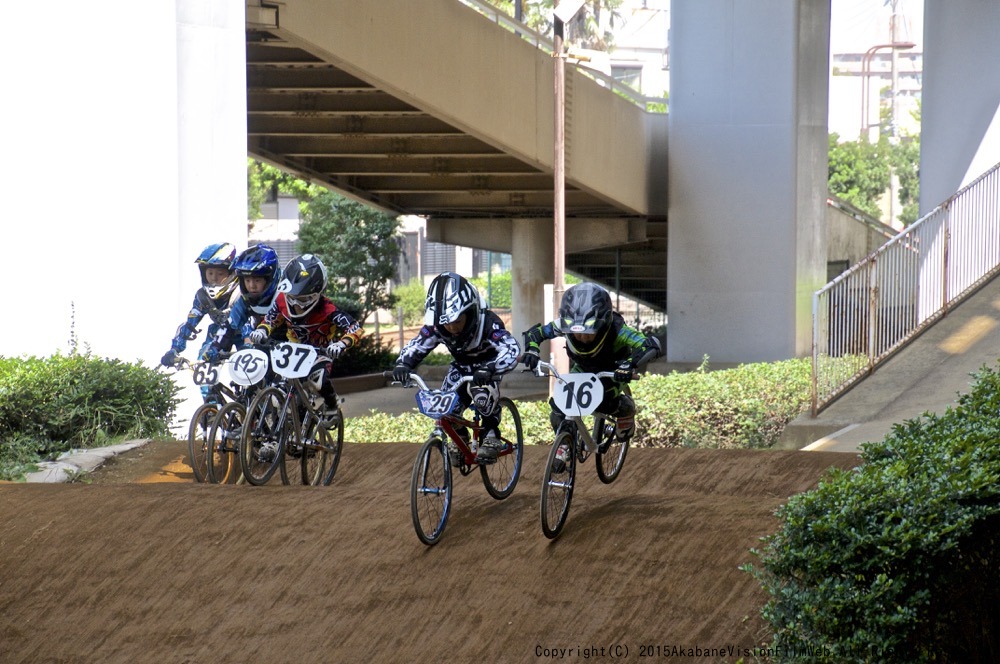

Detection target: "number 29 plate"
[416, 390, 460, 418]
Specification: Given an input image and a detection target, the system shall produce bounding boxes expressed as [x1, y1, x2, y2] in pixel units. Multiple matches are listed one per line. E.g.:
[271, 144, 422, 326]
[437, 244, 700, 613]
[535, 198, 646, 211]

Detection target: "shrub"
[632, 357, 812, 449]
[392, 277, 428, 326]
[0, 353, 180, 480]
[328, 335, 398, 378]
[743, 362, 1000, 662]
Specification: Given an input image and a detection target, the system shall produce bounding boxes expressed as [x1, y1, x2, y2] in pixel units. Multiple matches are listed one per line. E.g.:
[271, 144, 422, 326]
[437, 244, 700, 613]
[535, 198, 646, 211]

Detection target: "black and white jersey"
[396, 310, 520, 375]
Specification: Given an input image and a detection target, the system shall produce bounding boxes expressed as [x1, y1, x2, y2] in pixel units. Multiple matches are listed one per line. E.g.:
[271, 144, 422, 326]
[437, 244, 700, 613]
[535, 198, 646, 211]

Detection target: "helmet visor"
[287, 292, 320, 317]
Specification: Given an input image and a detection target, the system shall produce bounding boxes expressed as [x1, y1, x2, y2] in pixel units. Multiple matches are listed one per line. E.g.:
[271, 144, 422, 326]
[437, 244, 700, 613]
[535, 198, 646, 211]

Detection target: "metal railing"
[811, 161, 1000, 415]
[457, 0, 668, 112]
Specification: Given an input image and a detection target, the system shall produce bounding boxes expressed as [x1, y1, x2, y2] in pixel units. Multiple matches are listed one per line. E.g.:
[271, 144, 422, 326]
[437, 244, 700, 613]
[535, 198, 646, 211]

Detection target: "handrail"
[457, 0, 668, 113]
[811, 161, 1000, 415]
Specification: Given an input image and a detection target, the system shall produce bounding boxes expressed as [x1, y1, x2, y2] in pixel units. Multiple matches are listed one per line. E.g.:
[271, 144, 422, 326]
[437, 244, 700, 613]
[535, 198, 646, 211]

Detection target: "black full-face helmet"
[280, 254, 328, 319]
[424, 272, 482, 347]
[556, 282, 613, 355]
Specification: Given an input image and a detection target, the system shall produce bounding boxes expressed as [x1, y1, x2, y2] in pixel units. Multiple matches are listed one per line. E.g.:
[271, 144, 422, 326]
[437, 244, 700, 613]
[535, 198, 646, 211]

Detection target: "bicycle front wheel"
[187, 403, 219, 483]
[207, 402, 245, 484]
[410, 437, 452, 546]
[240, 387, 289, 486]
[480, 397, 524, 500]
[540, 430, 576, 539]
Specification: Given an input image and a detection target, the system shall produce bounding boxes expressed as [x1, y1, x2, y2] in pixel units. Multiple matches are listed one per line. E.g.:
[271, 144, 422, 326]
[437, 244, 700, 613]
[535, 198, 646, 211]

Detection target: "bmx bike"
[386, 371, 524, 546]
[239, 342, 345, 486]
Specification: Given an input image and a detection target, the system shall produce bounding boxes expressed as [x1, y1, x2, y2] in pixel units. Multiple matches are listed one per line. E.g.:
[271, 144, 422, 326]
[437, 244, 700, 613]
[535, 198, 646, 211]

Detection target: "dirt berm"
[0, 441, 858, 663]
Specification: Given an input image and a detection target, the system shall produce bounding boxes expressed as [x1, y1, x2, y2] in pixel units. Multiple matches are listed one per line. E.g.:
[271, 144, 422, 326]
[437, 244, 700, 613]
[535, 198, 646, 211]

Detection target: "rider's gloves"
[249, 328, 268, 344]
[160, 349, 178, 367]
[201, 344, 220, 364]
[614, 360, 635, 384]
[327, 340, 347, 359]
[521, 349, 540, 371]
[392, 364, 411, 384]
[473, 368, 493, 386]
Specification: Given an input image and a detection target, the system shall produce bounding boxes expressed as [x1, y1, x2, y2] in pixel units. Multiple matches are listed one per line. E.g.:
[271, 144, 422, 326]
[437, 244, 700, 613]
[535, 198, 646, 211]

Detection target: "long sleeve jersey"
[396, 310, 520, 376]
[257, 292, 364, 350]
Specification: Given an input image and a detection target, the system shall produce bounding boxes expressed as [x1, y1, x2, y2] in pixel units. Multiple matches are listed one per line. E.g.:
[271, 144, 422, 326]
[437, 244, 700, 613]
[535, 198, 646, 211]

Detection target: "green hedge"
[345, 358, 812, 449]
[743, 362, 1000, 662]
[0, 353, 180, 481]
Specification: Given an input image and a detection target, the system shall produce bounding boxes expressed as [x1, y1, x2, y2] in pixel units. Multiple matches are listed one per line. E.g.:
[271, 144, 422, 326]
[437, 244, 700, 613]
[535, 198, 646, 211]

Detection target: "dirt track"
[0, 441, 858, 663]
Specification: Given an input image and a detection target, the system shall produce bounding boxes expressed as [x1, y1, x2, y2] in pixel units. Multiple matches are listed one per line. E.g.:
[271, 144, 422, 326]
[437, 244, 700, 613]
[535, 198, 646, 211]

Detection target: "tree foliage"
[247, 159, 323, 222]
[828, 133, 891, 220]
[296, 191, 402, 324]
[482, 0, 624, 50]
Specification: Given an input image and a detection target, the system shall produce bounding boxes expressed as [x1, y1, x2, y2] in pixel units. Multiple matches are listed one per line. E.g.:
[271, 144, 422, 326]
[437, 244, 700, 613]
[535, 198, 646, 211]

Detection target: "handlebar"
[382, 370, 477, 392]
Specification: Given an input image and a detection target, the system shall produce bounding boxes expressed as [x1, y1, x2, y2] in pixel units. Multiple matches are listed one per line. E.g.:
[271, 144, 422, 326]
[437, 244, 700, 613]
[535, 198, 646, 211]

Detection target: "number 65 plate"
[554, 373, 604, 417]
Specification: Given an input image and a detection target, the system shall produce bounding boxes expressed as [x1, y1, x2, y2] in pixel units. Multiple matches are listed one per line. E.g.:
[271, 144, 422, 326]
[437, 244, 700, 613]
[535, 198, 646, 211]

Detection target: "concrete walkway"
[20, 440, 151, 483]
[781, 274, 1000, 453]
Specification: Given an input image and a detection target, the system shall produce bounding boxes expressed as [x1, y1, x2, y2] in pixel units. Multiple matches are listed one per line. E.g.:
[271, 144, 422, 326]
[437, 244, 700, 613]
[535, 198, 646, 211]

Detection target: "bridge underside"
[246, 1, 666, 310]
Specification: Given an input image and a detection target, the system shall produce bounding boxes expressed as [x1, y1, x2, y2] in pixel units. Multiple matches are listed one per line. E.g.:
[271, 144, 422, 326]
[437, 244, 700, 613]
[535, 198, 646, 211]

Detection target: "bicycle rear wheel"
[207, 402, 245, 484]
[410, 436, 452, 546]
[240, 387, 289, 486]
[540, 430, 576, 539]
[311, 409, 344, 486]
[187, 403, 218, 483]
[480, 397, 524, 500]
[595, 414, 630, 484]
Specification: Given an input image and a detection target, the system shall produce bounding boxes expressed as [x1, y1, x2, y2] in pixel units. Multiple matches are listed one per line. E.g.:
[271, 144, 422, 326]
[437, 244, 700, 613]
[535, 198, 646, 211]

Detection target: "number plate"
[228, 348, 269, 386]
[554, 373, 604, 416]
[270, 342, 318, 379]
[191, 362, 220, 386]
[416, 390, 460, 418]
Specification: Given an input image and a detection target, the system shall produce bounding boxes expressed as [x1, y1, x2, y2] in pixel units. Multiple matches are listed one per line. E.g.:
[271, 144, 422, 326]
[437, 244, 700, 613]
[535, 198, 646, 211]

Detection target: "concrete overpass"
[246, 0, 668, 330]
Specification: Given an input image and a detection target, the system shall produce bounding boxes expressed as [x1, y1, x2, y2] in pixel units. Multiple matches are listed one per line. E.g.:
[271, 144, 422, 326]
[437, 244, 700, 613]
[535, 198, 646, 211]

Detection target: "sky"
[830, 0, 924, 54]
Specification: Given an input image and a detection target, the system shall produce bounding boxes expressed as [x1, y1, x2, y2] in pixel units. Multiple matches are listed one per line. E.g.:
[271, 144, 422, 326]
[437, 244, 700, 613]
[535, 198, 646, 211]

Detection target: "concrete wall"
[2, 0, 246, 389]
[826, 201, 895, 273]
[920, 0, 1000, 210]
[666, 0, 829, 363]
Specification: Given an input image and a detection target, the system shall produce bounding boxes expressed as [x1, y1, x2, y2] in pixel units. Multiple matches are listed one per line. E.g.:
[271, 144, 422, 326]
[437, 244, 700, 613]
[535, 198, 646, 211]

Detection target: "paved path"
[781, 275, 1000, 453]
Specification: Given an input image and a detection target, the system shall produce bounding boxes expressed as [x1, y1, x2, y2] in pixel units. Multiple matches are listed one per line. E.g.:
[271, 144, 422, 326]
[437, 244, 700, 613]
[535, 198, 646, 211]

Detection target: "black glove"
[392, 364, 411, 383]
[161, 349, 178, 368]
[473, 368, 493, 386]
[614, 360, 635, 383]
[521, 349, 539, 370]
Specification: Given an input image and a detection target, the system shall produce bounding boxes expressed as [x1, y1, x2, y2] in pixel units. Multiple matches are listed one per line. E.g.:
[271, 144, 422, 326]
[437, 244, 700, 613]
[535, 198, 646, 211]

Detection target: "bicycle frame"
[402, 373, 490, 466]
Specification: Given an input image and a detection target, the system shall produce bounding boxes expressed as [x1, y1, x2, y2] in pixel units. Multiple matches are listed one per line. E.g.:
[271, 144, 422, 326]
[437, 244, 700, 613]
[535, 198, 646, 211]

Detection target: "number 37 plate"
[554, 373, 604, 417]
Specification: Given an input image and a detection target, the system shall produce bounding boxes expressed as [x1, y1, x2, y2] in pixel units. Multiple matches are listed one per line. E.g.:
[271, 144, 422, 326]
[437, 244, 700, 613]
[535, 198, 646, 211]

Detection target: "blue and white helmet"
[233, 244, 280, 315]
[195, 242, 237, 302]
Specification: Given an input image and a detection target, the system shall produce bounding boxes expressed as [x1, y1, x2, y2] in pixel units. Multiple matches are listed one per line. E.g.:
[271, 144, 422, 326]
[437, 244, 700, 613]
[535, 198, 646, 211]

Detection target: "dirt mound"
[0, 441, 858, 663]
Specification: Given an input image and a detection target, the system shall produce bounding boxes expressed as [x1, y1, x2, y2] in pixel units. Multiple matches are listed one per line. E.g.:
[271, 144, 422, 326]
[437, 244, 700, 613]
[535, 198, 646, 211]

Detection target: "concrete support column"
[177, 0, 250, 276]
[667, 0, 828, 362]
[920, 0, 1000, 209]
[510, 219, 554, 341]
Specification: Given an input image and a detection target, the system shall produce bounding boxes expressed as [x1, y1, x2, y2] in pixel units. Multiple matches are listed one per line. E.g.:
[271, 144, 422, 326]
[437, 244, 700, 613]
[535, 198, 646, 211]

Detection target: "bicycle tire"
[540, 430, 576, 539]
[596, 384, 633, 483]
[316, 409, 344, 486]
[410, 436, 452, 546]
[480, 397, 524, 500]
[240, 386, 289, 486]
[278, 398, 304, 486]
[207, 402, 245, 484]
[595, 415, 630, 484]
[187, 403, 218, 483]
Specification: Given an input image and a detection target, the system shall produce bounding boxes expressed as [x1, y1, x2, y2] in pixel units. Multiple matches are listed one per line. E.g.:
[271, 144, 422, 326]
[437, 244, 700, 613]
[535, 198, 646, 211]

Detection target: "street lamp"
[859, 41, 915, 140]
[550, 0, 586, 388]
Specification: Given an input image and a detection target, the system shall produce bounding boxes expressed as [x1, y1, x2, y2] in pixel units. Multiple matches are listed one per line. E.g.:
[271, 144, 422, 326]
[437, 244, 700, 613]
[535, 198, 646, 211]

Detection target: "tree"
[482, 0, 624, 50]
[246, 159, 323, 225]
[827, 133, 891, 220]
[296, 191, 402, 324]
